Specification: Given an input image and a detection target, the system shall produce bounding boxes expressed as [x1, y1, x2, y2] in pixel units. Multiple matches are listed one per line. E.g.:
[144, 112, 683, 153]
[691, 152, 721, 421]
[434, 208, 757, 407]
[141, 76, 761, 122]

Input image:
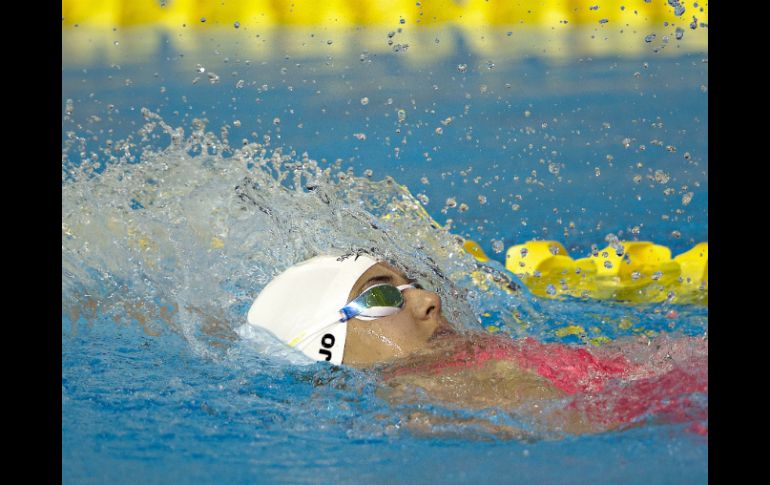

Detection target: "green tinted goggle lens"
[359, 284, 404, 307]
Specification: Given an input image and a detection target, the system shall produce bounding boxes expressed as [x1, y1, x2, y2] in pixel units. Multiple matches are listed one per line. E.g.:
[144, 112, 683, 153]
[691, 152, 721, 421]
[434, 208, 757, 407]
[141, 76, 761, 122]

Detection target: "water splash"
[62, 111, 539, 360]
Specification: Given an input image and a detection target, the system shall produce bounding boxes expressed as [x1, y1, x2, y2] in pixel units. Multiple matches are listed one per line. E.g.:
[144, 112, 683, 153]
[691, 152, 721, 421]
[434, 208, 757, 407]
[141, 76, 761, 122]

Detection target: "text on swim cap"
[319, 333, 335, 361]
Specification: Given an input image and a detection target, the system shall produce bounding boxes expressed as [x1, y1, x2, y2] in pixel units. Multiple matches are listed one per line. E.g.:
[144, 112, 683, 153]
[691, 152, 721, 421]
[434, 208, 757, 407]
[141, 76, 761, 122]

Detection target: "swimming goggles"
[289, 282, 419, 351]
[340, 283, 417, 322]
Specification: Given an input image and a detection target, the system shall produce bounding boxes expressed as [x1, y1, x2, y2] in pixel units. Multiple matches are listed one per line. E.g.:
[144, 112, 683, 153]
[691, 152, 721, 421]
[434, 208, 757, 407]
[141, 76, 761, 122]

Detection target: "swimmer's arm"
[377, 359, 618, 437]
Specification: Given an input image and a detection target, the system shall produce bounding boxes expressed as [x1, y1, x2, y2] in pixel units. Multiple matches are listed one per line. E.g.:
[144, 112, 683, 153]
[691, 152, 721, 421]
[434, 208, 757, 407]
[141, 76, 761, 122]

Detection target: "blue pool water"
[63, 26, 707, 483]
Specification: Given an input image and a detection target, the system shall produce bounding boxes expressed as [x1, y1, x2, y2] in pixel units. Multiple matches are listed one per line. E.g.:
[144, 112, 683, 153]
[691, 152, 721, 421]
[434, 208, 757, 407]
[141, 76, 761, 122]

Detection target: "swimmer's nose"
[406, 288, 442, 322]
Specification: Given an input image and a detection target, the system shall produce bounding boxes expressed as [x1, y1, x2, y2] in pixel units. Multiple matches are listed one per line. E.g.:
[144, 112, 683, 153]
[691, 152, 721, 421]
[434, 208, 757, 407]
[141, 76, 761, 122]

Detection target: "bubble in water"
[113, 41, 119, 46]
[682, 192, 694, 206]
[397, 109, 407, 122]
[599, 19, 608, 24]
[363, 169, 373, 177]
[445, 197, 457, 208]
[674, 5, 685, 16]
[207, 72, 220, 84]
[675, 27, 685, 40]
[457, 64, 468, 73]
[417, 193, 430, 205]
[360, 97, 369, 105]
[671, 230, 682, 238]
[622, 137, 632, 148]
[548, 244, 560, 255]
[631, 271, 641, 280]
[594, 167, 601, 177]
[520, 247, 528, 257]
[233, 120, 241, 127]
[644, 34, 656, 43]
[234, 21, 240, 28]
[603, 261, 613, 269]
[458, 203, 469, 213]
[420, 177, 429, 185]
[492, 240, 504, 254]
[235, 80, 245, 88]
[353, 133, 367, 141]
[478, 195, 487, 205]
[400, 17, 406, 24]
[486, 61, 496, 70]
[65, 98, 74, 116]
[524, 110, 531, 117]
[273, 117, 281, 126]
[435, 127, 443, 135]
[546, 284, 557, 295]
[200, 17, 206, 23]
[651, 271, 663, 281]
[196, 64, 206, 73]
[589, 5, 599, 10]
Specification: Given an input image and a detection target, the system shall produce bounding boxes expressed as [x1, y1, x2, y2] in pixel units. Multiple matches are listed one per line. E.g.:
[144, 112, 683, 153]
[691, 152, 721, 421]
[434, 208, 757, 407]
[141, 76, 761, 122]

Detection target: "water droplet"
[200, 17, 206, 23]
[445, 197, 457, 208]
[273, 117, 281, 126]
[360, 97, 369, 105]
[65, 98, 74, 115]
[353, 133, 367, 140]
[458, 203, 469, 213]
[604, 261, 613, 269]
[651, 271, 663, 281]
[233, 120, 241, 127]
[207, 72, 220, 84]
[363, 169, 373, 177]
[674, 5, 685, 16]
[682, 192, 694, 206]
[549, 245, 560, 255]
[654, 170, 670, 184]
[546, 284, 557, 295]
[234, 21, 240, 28]
[671, 230, 682, 239]
[675, 27, 685, 40]
[400, 17, 406, 24]
[622, 137, 632, 148]
[520, 247, 528, 258]
[599, 18, 608, 24]
[196, 64, 206, 73]
[594, 167, 601, 177]
[644, 34, 656, 43]
[235, 80, 245, 89]
[524, 110, 531, 117]
[397, 109, 407, 122]
[435, 127, 443, 135]
[631, 271, 641, 280]
[548, 162, 560, 175]
[113, 41, 119, 46]
[478, 195, 487, 205]
[457, 64, 468, 73]
[417, 193, 430, 205]
[492, 240, 504, 253]
[486, 61, 496, 70]
[327, 40, 333, 45]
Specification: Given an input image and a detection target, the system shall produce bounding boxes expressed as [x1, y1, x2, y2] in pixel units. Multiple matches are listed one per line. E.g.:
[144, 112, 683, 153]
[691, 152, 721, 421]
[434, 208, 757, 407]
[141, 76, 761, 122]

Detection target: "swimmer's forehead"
[347, 262, 411, 301]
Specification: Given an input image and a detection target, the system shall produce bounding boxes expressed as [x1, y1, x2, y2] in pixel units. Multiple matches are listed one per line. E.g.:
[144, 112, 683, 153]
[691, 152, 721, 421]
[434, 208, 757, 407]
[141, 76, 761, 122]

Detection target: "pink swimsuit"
[384, 334, 708, 433]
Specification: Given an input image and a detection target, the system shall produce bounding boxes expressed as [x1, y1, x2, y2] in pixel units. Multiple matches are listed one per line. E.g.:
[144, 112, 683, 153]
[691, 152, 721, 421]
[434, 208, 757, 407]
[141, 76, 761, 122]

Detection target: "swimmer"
[247, 253, 708, 439]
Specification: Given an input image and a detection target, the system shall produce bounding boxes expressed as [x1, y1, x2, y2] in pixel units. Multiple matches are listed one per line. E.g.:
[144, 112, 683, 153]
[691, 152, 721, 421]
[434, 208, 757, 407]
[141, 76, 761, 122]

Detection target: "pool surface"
[63, 16, 707, 485]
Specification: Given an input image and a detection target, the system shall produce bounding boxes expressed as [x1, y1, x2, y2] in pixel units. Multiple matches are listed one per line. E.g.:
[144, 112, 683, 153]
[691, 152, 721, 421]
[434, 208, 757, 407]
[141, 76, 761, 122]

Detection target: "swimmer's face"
[342, 262, 454, 367]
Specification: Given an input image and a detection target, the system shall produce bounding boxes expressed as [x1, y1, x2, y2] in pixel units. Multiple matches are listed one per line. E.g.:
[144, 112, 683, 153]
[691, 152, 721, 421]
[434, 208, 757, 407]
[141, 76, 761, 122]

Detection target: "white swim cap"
[247, 254, 379, 365]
